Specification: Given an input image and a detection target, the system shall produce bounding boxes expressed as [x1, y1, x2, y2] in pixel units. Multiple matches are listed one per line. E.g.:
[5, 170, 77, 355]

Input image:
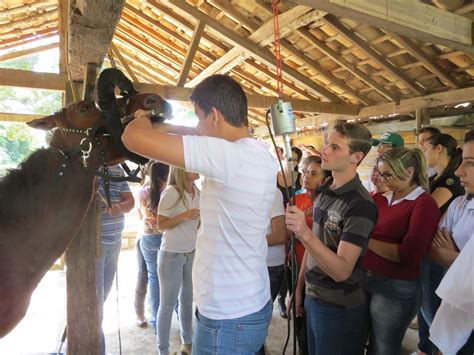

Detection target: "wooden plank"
[82, 62, 99, 101]
[294, 0, 474, 54]
[390, 34, 461, 89]
[358, 86, 474, 117]
[177, 21, 205, 87]
[415, 108, 430, 132]
[323, 15, 425, 95]
[168, 0, 341, 102]
[68, 0, 126, 82]
[110, 43, 139, 82]
[0, 112, 43, 123]
[0, 43, 58, 63]
[66, 198, 101, 355]
[185, 5, 311, 88]
[455, 2, 474, 14]
[0, 68, 66, 91]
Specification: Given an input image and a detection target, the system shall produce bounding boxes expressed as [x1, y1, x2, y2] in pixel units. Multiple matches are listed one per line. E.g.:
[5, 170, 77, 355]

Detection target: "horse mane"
[0, 148, 64, 225]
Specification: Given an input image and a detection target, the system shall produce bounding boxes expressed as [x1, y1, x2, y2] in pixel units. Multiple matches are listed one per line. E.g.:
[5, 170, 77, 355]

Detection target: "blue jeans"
[134, 238, 148, 317]
[418, 259, 446, 354]
[365, 272, 422, 355]
[193, 301, 272, 355]
[304, 295, 368, 355]
[140, 234, 162, 329]
[268, 265, 285, 302]
[95, 241, 121, 355]
[157, 250, 195, 355]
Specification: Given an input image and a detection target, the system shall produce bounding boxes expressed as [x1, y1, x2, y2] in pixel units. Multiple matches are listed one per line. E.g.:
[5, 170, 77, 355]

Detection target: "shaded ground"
[0, 248, 418, 354]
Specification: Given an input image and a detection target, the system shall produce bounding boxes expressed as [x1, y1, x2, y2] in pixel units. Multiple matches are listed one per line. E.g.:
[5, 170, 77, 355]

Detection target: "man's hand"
[433, 228, 458, 251]
[286, 205, 312, 241]
[131, 109, 154, 130]
[106, 204, 122, 217]
[181, 208, 200, 221]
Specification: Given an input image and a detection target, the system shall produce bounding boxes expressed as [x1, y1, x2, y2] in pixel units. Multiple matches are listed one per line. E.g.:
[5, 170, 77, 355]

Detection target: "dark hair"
[291, 146, 303, 163]
[465, 129, 474, 143]
[427, 133, 462, 177]
[189, 74, 248, 128]
[333, 122, 372, 158]
[379, 147, 428, 190]
[419, 127, 441, 136]
[148, 162, 169, 211]
[303, 155, 331, 179]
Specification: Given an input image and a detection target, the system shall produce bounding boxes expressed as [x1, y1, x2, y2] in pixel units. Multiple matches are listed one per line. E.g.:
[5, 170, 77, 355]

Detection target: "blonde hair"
[378, 147, 429, 190]
[166, 166, 191, 210]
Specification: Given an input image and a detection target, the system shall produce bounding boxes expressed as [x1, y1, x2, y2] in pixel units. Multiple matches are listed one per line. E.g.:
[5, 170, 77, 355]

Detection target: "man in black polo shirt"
[286, 122, 377, 355]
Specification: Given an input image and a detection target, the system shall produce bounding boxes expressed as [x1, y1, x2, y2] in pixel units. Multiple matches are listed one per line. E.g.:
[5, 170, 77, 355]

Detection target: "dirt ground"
[0, 248, 418, 354]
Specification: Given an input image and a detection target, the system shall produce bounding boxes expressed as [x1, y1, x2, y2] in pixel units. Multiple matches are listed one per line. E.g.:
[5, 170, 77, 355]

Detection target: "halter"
[53, 110, 141, 208]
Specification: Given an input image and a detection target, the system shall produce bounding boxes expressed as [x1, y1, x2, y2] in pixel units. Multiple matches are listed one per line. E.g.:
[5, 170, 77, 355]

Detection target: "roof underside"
[1, 0, 474, 128]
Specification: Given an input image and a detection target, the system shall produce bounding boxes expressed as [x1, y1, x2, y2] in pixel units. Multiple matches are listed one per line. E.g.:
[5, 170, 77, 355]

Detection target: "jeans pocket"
[387, 279, 418, 299]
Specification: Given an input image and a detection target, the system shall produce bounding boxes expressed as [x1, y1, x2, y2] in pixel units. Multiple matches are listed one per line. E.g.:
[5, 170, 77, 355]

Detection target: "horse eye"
[80, 106, 89, 112]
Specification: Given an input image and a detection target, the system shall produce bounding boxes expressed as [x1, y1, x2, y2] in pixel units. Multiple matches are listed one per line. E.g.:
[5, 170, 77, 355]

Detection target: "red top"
[291, 193, 313, 266]
[363, 191, 440, 280]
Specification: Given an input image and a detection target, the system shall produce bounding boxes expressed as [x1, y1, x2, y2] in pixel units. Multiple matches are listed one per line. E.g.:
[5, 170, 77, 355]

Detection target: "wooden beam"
[82, 62, 98, 101]
[0, 43, 58, 63]
[177, 21, 205, 87]
[0, 27, 58, 51]
[68, 0, 126, 82]
[358, 86, 474, 118]
[415, 108, 431, 133]
[110, 43, 139, 82]
[390, 34, 461, 89]
[0, 8, 57, 35]
[185, 5, 311, 88]
[324, 15, 425, 96]
[0, 68, 66, 91]
[455, 2, 474, 14]
[293, 0, 474, 54]
[167, 0, 341, 102]
[0, 112, 43, 123]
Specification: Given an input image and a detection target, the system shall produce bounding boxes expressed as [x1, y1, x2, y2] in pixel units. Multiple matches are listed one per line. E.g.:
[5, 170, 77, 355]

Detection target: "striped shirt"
[97, 166, 131, 245]
[305, 175, 377, 309]
[183, 135, 278, 320]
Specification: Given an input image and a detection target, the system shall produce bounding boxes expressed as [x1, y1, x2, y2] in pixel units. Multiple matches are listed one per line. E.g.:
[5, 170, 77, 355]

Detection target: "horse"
[0, 69, 171, 337]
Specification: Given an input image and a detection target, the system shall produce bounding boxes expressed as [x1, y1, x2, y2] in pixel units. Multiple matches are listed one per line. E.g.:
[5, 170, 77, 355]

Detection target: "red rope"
[272, 0, 284, 99]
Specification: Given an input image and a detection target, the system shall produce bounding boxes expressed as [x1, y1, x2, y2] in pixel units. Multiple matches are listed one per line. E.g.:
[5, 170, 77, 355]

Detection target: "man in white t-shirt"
[122, 75, 278, 354]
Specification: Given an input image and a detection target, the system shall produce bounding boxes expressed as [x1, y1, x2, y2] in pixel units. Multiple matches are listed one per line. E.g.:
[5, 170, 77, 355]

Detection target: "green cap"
[371, 132, 404, 147]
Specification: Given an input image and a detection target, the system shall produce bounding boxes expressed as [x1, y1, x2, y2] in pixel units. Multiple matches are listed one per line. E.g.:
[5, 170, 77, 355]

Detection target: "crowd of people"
[93, 74, 472, 355]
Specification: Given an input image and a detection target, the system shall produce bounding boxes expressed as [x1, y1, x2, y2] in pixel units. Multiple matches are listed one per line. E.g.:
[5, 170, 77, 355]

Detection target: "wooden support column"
[415, 108, 431, 133]
[177, 20, 205, 87]
[66, 198, 101, 354]
[82, 63, 99, 101]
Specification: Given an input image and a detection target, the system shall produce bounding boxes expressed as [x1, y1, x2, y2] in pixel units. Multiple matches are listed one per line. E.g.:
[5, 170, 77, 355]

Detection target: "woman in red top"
[362, 147, 440, 355]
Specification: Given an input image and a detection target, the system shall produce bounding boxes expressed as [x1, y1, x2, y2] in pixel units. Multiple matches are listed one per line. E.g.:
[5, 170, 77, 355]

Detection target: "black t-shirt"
[429, 171, 465, 215]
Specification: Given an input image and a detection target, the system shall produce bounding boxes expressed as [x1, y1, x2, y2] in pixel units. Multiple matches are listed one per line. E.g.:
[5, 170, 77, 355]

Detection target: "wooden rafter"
[0, 8, 57, 35]
[185, 5, 311, 88]
[0, 67, 66, 91]
[0, 27, 58, 50]
[0, 42, 58, 63]
[389, 34, 461, 89]
[167, 0, 341, 102]
[323, 15, 425, 96]
[177, 20, 205, 86]
[110, 43, 139, 82]
[292, 0, 474, 54]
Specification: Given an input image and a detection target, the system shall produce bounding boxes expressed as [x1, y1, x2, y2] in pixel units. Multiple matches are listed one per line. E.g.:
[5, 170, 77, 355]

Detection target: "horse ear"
[27, 114, 57, 130]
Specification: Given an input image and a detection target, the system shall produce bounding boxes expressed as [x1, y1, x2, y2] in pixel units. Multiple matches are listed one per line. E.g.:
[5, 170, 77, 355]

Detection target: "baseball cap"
[371, 132, 404, 147]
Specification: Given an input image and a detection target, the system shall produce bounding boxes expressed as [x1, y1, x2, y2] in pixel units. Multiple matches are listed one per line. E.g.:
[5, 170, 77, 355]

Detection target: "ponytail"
[411, 148, 429, 191]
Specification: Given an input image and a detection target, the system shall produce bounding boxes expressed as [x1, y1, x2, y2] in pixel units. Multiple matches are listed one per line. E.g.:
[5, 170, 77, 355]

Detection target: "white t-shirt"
[266, 189, 286, 267]
[183, 135, 278, 320]
[430, 234, 474, 355]
[439, 194, 474, 251]
[158, 185, 200, 253]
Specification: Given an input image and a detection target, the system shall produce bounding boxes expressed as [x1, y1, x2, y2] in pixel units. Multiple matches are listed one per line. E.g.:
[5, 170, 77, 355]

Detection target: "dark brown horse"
[0, 70, 171, 337]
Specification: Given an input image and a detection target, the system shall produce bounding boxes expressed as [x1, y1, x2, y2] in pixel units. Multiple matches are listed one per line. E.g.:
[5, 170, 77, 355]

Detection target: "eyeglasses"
[376, 170, 393, 180]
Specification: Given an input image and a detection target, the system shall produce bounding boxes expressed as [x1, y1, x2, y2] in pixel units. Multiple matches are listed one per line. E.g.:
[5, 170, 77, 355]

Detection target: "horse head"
[27, 68, 172, 168]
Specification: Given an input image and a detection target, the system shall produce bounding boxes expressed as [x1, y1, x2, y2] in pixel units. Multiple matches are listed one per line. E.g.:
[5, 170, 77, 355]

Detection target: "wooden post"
[415, 108, 431, 133]
[82, 62, 99, 101]
[66, 198, 101, 354]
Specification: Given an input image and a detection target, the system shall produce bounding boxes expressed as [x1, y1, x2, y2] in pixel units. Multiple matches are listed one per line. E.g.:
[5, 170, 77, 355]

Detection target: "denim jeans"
[304, 295, 368, 355]
[365, 272, 422, 355]
[417, 259, 446, 354]
[140, 234, 162, 329]
[95, 241, 121, 355]
[157, 250, 194, 355]
[268, 265, 285, 302]
[134, 238, 148, 317]
[193, 301, 272, 355]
